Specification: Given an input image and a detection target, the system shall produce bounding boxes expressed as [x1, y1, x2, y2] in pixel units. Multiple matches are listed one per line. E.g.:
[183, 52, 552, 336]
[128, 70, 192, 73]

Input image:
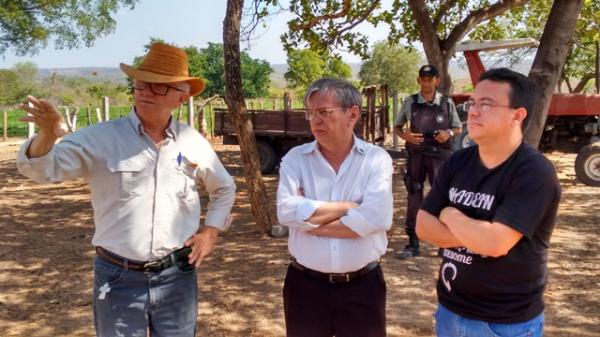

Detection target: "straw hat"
[120, 42, 205, 96]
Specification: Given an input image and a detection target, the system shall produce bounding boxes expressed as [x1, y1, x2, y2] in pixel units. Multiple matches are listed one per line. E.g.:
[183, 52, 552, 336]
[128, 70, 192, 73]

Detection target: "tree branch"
[323, 0, 381, 44]
[573, 72, 595, 93]
[432, 0, 459, 28]
[443, 0, 527, 53]
[290, 0, 352, 31]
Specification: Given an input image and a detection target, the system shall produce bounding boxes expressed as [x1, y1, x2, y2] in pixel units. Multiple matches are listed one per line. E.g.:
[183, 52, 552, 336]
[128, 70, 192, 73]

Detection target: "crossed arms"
[416, 207, 523, 257]
[276, 149, 393, 239]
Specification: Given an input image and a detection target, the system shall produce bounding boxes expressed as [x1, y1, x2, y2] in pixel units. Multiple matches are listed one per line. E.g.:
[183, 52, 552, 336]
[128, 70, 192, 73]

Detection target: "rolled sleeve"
[339, 149, 393, 237]
[198, 143, 236, 231]
[276, 151, 321, 231]
[16, 135, 91, 183]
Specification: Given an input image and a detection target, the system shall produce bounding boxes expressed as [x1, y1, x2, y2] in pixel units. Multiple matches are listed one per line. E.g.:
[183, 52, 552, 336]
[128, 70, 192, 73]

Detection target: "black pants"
[283, 264, 386, 337]
[405, 151, 448, 239]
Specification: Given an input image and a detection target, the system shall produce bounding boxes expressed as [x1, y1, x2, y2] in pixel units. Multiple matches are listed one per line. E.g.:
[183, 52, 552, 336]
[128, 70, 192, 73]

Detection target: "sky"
[0, 1, 392, 69]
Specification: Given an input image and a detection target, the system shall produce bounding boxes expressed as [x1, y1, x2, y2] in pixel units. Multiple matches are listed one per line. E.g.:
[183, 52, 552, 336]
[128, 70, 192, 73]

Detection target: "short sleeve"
[492, 159, 560, 240]
[447, 98, 462, 128]
[394, 96, 412, 127]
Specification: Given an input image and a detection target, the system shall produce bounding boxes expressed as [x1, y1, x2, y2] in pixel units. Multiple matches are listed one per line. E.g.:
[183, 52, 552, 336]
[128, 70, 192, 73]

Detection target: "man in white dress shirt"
[16, 42, 236, 337]
[277, 78, 393, 337]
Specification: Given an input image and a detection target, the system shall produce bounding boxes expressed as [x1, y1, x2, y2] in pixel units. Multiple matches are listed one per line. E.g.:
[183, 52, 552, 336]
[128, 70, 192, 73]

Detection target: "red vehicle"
[453, 39, 600, 186]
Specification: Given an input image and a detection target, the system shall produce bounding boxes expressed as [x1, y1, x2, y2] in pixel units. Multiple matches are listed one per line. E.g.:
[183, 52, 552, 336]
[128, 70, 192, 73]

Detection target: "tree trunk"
[407, 0, 451, 94]
[595, 41, 600, 94]
[223, 0, 274, 233]
[525, 0, 584, 147]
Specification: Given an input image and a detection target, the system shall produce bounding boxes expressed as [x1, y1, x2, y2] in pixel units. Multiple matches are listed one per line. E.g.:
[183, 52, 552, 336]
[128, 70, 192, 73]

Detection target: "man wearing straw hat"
[16, 42, 236, 337]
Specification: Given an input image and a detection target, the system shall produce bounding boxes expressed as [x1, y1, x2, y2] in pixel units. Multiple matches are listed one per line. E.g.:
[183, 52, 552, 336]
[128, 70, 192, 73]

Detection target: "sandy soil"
[0, 137, 598, 337]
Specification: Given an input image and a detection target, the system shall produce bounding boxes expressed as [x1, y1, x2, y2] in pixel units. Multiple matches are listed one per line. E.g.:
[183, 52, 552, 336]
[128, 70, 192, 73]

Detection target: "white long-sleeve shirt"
[17, 110, 236, 261]
[277, 136, 393, 273]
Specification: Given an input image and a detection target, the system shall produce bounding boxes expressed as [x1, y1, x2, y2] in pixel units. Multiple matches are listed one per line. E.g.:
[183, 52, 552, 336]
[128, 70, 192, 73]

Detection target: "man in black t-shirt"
[416, 68, 561, 337]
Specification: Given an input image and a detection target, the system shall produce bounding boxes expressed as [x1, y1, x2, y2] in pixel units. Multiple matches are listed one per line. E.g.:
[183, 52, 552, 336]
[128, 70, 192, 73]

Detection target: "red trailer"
[453, 39, 600, 186]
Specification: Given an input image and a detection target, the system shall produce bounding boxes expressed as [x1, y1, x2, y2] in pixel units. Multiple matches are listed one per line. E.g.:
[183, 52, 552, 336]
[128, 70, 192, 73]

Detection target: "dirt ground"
[0, 137, 598, 337]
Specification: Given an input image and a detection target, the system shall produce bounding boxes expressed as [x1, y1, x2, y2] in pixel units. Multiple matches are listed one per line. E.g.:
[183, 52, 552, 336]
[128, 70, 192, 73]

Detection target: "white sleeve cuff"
[295, 199, 325, 222]
[340, 208, 372, 238]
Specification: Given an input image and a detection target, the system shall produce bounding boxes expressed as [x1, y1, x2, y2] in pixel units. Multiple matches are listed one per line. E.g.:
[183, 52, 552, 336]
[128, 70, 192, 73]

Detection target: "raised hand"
[19, 95, 67, 138]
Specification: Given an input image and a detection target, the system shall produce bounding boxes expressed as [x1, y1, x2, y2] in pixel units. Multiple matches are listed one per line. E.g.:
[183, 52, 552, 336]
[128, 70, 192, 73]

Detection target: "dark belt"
[290, 257, 379, 284]
[95, 246, 191, 272]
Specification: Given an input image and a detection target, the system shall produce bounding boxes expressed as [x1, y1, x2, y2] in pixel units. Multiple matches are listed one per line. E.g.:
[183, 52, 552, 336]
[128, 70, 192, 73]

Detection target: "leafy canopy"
[359, 41, 421, 93]
[284, 48, 352, 91]
[0, 0, 138, 56]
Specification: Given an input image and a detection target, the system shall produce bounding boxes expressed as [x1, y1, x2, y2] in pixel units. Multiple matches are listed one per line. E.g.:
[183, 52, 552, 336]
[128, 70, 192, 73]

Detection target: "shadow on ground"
[0, 145, 598, 337]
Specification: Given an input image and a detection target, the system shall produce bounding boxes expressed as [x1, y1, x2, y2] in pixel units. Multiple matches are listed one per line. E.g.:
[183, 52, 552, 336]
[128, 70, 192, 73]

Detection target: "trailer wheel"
[256, 140, 277, 174]
[575, 143, 600, 186]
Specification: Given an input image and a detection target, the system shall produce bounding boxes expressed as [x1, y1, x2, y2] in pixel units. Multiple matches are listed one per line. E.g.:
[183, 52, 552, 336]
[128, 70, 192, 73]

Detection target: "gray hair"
[304, 78, 362, 109]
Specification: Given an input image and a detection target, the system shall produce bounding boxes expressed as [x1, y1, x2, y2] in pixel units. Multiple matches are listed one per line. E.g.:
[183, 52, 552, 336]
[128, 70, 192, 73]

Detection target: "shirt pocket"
[106, 156, 153, 199]
[178, 156, 201, 199]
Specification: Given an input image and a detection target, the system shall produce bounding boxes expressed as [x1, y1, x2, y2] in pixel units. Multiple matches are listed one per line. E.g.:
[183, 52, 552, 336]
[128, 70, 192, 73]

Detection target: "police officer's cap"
[418, 65, 439, 78]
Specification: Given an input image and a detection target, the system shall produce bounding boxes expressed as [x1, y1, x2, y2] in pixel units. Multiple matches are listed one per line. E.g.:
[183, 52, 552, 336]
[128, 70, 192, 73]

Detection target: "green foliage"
[0, 0, 138, 56]
[0, 61, 41, 106]
[359, 41, 421, 93]
[200, 43, 226, 97]
[0, 70, 20, 106]
[324, 56, 352, 79]
[284, 48, 352, 91]
[241, 53, 273, 98]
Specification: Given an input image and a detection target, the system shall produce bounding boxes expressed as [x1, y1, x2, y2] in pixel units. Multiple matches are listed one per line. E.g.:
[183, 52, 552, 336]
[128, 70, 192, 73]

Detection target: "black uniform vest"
[407, 93, 452, 153]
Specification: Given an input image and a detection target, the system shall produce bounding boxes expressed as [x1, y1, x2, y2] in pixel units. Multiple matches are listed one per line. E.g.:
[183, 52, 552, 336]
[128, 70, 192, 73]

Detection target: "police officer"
[394, 65, 462, 259]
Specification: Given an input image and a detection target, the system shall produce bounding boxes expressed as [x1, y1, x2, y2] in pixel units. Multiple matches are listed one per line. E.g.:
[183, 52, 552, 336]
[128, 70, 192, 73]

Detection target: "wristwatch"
[447, 129, 454, 137]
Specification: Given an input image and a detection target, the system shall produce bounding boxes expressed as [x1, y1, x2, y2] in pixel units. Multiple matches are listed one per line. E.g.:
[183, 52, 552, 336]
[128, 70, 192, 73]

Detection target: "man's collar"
[417, 91, 443, 105]
[301, 135, 366, 155]
[128, 108, 177, 140]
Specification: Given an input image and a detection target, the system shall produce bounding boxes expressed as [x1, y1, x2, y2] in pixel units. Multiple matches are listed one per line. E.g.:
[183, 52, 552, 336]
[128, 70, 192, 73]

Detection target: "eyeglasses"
[464, 100, 513, 113]
[133, 81, 186, 96]
[304, 107, 346, 120]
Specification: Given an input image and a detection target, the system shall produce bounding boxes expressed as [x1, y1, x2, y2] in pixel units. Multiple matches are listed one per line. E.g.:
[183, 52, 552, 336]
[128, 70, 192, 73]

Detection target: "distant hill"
[37, 67, 128, 84]
[36, 56, 531, 92]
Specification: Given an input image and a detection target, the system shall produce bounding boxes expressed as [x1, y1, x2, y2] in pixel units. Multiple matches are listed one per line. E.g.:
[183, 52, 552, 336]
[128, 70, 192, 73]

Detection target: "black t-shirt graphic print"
[421, 142, 561, 323]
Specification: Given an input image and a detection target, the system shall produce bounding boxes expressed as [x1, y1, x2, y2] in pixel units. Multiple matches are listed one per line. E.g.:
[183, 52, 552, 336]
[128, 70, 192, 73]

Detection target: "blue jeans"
[93, 256, 198, 337]
[434, 303, 544, 337]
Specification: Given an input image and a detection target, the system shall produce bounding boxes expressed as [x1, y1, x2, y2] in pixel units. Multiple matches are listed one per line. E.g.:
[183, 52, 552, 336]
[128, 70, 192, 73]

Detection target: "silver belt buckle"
[143, 260, 162, 271]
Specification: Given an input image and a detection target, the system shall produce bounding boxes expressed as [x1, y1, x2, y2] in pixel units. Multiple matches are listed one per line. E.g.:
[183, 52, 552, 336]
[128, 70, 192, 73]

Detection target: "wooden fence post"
[103, 97, 110, 121]
[96, 108, 102, 123]
[187, 97, 195, 128]
[283, 92, 291, 110]
[71, 107, 79, 132]
[3, 111, 7, 141]
[64, 107, 72, 132]
[27, 102, 35, 137]
[392, 92, 399, 150]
